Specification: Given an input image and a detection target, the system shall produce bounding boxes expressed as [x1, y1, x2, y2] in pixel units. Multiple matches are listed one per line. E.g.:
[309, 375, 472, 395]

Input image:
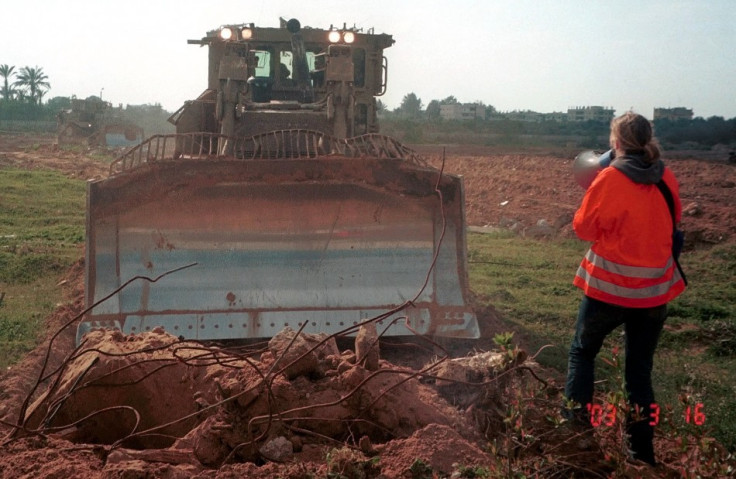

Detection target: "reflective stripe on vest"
[584, 249, 674, 279]
[575, 249, 683, 300]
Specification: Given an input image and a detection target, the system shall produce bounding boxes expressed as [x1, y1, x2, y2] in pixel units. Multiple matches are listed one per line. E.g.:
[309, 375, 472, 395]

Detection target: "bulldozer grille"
[110, 130, 428, 176]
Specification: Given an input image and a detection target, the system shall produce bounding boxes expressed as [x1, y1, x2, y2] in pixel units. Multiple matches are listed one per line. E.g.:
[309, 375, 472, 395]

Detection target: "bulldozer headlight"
[329, 30, 356, 44]
[240, 27, 253, 40]
[219, 27, 234, 40]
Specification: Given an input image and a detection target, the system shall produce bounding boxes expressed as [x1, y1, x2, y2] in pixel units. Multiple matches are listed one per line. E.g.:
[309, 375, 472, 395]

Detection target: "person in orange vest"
[564, 111, 686, 466]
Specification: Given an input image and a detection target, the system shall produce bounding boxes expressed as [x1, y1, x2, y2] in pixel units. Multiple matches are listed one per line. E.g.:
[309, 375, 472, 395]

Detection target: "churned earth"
[0, 133, 734, 478]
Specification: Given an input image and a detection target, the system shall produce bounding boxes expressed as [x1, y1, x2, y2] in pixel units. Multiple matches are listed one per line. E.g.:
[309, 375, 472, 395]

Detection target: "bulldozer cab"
[170, 18, 390, 142]
[78, 19, 479, 344]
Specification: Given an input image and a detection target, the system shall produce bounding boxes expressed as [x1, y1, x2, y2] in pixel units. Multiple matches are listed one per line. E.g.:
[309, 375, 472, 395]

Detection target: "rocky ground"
[0, 133, 734, 478]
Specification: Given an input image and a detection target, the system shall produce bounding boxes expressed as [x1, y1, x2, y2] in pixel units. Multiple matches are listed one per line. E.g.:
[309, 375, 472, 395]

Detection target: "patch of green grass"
[670, 244, 736, 360]
[0, 168, 86, 368]
[651, 350, 736, 453]
[468, 231, 736, 450]
[0, 252, 69, 284]
[0, 281, 64, 367]
[468, 231, 586, 370]
[0, 169, 86, 238]
[671, 243, 736, 317]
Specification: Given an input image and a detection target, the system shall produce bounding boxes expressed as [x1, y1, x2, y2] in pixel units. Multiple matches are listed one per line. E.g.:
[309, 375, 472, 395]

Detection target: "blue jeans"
[565, 295, 667, 409]
[565, 295, 667, 463]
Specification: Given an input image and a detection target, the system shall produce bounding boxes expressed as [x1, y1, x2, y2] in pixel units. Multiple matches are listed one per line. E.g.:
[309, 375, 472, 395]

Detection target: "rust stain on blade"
[226, 292, 237, 307]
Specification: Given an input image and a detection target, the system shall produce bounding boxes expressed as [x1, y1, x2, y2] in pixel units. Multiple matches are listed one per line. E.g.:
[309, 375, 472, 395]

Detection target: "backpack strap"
[655, 180, 687, 285]
[655, 180, 676, 228]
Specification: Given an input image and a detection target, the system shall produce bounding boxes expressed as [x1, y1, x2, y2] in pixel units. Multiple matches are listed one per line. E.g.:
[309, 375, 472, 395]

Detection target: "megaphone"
[573, 149, 614, 189]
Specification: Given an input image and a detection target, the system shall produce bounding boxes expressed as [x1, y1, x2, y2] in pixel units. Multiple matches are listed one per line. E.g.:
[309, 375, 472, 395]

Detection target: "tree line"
[1, 64, 50, 104]
[0, 64, 174, 134]
[377, 94, 495, 120]
[0, 64, 56, 121]
[379, 92, 736, 149]
[2, 63, 734, 149]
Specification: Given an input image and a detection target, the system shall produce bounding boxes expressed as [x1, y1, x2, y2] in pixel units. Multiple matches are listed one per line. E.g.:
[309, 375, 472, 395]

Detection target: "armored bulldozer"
[57, 96, 144, 147]
[78, 18, 479, 343]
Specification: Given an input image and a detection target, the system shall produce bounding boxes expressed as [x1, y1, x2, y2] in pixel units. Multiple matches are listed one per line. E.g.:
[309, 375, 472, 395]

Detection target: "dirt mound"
[23, 329, 218, 449]
[377, 424, 491, 478]
[1, 325, 533, 478]
[0, 436, 104, 478]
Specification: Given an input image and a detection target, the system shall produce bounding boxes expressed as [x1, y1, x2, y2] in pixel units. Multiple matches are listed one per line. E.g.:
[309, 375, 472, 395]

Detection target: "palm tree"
[376, 99, 388, 114]
[0, 64, 16, 101]
[397, 92, 423, 119]
[14, 66, 50, 104]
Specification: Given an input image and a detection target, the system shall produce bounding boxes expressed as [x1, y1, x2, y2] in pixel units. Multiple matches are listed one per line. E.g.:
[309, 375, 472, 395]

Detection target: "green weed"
[408, 459, 434, 478]
[452, 464, 491, 478]
[325, 447, 380, 478]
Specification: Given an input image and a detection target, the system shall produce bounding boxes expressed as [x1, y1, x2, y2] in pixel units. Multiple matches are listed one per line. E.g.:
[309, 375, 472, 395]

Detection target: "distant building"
[504, 110, 544, 122]
[567, 106, 615, 122]
[545, 111, 568, 122]
[439, 103, 486, 121]
[489, 110, 568, 122]
[653, 107, 693, 121]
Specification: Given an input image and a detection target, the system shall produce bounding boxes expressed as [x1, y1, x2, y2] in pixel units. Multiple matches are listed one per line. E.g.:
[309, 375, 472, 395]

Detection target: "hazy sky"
[3, 0, 734, 119]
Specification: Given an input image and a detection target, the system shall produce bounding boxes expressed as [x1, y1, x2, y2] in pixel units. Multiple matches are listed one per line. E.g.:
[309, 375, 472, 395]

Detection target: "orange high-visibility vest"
[573, 166, 686, 308]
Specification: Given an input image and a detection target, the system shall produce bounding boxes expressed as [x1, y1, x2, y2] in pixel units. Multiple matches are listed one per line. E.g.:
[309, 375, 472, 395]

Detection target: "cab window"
[279, 51, 294, 84]
[307, 50, 326, 87]
[253, 49, 271, 77]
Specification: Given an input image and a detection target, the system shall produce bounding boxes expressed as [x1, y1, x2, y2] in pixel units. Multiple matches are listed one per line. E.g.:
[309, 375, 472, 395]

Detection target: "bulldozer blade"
[101, 124, 144, 147]
[80, 155, 478, 343]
